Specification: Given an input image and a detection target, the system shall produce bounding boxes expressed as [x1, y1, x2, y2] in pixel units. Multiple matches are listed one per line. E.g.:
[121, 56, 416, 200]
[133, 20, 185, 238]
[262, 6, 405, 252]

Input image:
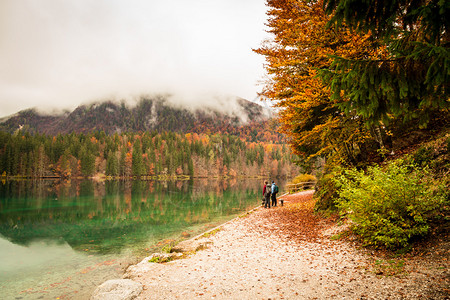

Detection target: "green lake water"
[0, 178, 275, 299]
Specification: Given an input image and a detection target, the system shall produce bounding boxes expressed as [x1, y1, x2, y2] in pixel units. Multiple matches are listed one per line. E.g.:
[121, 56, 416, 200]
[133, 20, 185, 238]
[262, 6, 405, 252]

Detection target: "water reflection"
[0, 236, 75, 275]
[0, 179, 263, 252]
[0, 178, 271, 299]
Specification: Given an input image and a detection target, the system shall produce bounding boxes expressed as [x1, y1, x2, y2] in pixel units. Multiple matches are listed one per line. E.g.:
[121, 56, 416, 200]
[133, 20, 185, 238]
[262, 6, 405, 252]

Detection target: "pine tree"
[106, 150, 119, 176]
[188, 158, 194, 177]
[132, 139, 144, 176]
[79, 144, 95, 176]
[119, 147, 127, 177]
[322, 0, 449, 126]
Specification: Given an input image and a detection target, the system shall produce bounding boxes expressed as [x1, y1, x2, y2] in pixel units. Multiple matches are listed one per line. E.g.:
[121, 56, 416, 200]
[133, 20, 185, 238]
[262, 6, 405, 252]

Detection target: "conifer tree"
[132, 139, 144, 176]
[188, 158, 194, 177]
[119, 147, 127, 177]
[322, 0, 449, 125]
[106, 150, 119, 176]
[79, 144, 95, 176]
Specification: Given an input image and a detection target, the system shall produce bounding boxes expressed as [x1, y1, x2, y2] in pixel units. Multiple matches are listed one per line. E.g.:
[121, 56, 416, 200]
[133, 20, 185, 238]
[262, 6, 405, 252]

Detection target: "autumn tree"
[255, 0, 386, 166]
[56, 148, 72, 178]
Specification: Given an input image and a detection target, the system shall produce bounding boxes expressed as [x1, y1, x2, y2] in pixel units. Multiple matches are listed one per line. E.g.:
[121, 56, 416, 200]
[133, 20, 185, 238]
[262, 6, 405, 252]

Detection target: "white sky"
[0, 0, 269, 117]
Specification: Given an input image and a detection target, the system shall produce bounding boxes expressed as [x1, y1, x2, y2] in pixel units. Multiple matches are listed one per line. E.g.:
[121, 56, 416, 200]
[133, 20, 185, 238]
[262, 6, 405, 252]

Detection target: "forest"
[0, 130, 299, 180]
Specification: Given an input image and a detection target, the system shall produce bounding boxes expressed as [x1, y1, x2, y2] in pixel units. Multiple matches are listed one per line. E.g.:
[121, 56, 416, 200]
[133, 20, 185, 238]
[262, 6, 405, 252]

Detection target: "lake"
[0, 178, 279, 299]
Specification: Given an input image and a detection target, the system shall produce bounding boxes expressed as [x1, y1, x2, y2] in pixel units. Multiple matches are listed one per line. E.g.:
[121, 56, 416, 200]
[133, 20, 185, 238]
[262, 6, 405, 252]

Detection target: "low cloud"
[0, 0, 268, 117]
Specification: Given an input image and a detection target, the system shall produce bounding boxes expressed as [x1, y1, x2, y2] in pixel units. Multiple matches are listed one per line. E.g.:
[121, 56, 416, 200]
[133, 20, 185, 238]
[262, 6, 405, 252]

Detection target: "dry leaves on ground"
[254, 192, 336, 243]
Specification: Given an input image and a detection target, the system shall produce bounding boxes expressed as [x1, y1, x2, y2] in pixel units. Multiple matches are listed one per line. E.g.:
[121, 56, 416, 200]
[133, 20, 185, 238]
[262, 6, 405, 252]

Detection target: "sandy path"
[124, 191, 449, 299]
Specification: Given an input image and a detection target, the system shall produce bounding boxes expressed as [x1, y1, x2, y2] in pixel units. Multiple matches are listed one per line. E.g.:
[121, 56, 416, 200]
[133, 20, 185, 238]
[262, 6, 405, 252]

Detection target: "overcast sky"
[0, 0, 269, 117]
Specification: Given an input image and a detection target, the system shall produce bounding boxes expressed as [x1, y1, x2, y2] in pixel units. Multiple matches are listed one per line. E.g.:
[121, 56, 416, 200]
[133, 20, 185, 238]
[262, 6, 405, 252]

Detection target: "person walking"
[263, 181, 271, 208]
[271, 180, 278, 207]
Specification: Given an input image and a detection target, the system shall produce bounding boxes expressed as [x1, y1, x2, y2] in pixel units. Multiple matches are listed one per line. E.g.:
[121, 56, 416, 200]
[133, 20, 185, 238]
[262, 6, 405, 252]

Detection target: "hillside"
[0, 96, 301, 179]
[0, 97, 278, 142]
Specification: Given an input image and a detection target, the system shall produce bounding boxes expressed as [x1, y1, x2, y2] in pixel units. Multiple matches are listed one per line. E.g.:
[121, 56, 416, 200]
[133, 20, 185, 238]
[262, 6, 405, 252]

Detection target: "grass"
[149, 255, 174, 263]
[201, 227, 221, 238]
[330, 230, 350, 241]
[372, 259, 406, 276]
[161, 243, 174, 253]
[195, 243, 211, 252]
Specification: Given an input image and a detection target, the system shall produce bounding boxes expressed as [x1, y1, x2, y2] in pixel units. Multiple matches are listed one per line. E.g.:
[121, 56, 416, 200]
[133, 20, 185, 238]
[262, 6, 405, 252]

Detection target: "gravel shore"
[123, 190, 449, 299]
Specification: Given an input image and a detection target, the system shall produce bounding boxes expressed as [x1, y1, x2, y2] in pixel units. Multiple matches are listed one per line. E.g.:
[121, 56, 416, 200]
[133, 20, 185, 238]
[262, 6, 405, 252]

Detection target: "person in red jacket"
[262, 180, 271, 208]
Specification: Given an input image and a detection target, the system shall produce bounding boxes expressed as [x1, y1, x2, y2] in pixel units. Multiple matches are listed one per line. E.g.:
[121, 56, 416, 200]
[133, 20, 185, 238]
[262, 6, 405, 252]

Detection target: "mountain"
[0, 96, 274, 139]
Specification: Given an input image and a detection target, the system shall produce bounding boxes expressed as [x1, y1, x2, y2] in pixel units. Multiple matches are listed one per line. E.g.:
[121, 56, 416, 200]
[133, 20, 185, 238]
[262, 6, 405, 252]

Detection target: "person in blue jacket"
[271, 180, 278, 207]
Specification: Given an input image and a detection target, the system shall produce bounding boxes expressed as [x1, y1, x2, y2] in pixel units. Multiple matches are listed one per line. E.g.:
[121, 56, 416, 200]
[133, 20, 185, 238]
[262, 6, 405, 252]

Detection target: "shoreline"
[91, 190, 449, 299]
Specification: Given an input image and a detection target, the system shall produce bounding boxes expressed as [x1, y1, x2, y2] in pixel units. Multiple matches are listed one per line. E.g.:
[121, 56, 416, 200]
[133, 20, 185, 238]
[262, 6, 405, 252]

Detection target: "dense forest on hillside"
[0, 130, 299, 179]
[0, 96, 300, 179]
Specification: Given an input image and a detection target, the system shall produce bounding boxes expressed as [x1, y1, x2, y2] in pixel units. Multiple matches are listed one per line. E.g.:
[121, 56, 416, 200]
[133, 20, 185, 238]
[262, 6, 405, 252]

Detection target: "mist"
[0, 0, 268, 117]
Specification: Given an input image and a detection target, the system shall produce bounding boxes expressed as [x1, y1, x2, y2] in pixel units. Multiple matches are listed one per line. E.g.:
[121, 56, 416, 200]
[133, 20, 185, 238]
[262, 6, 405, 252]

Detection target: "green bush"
[314, 171, 341, 212]
[335, 161, 445, 249]
[412, 146, 434, 167]
[409, 135, 450, 177]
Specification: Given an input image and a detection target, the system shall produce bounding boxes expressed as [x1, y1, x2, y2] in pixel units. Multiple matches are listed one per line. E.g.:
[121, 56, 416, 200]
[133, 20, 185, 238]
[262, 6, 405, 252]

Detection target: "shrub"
[412, 146, 434, 167]
[291, 174, 317, 184]
[287, 173, 318, 193]
[335, 161, 445, 249]
[314, 171, 342, 212]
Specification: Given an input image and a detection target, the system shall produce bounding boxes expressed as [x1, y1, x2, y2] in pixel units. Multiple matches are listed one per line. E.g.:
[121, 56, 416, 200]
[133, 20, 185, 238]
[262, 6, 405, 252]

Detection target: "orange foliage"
[264, 144, 273, 153]
[201, 135, 210, 145]
[255, 0, 383, 165]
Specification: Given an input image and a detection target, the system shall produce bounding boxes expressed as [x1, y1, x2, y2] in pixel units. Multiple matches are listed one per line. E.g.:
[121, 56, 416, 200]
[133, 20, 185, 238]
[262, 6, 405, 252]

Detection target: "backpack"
[274, 184, 279, 194]
[265, 184, 271, 197]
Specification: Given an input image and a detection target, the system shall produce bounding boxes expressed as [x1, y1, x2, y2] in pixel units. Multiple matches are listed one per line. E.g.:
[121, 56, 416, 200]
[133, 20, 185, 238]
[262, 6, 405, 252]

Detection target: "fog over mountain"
[0, 95, 273, 136]
[0, 0, 268, 118]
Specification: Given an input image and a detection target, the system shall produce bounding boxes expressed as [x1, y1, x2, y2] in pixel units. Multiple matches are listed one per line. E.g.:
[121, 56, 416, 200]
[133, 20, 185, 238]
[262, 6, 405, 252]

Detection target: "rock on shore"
[91, 279, 142, 300]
